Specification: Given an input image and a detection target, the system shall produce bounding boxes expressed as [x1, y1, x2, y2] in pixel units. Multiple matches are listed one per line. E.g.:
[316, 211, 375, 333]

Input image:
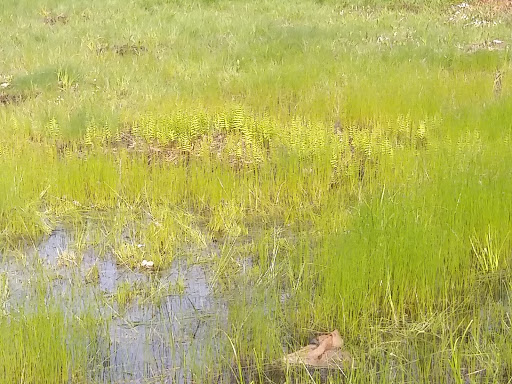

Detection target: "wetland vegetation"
[1, 0, 512, 382]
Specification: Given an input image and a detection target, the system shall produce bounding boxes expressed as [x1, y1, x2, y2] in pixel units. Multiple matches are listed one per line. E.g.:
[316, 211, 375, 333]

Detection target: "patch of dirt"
[84, 124, 258, 172]
[113, 44, 147, 56]
[471, 0, 512, 18]
[449, 1, 512, 25]
[116, 130, 230, 165]
[97, 43, 148, 56]
[42, 12, 68, 25]
[116, 131, 185, 164]
[466, 39, 507, 52]
[475, 0, 512, 11]
[0, 92, 26, 106]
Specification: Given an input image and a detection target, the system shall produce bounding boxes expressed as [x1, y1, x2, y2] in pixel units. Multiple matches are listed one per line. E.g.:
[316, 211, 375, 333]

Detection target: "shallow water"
[1, 229, 227, 383]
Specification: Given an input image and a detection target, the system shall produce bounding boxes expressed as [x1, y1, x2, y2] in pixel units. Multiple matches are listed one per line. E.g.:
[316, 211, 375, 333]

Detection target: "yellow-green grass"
[1, 0, 512, 382]
[0, 301, 101, 383]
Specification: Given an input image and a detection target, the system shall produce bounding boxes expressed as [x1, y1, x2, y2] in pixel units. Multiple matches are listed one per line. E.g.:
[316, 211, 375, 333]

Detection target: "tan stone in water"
[283, 330, 352, 368]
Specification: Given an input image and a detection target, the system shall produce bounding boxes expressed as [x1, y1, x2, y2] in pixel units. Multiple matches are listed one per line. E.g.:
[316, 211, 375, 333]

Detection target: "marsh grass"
[0, 302, 99, 383]
[1, 0, 512, 382]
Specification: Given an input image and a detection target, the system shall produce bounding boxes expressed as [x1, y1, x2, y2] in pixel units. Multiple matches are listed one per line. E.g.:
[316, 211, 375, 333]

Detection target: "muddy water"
[1, 229, 227, 383]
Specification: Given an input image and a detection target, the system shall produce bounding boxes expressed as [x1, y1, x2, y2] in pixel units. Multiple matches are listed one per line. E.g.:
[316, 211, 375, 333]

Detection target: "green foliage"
[0, 306, 96, 383]
[0, 0, 511, 381]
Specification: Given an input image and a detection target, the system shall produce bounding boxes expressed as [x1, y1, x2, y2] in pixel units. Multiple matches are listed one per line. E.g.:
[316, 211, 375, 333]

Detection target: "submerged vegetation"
[0, 0, 511, 382]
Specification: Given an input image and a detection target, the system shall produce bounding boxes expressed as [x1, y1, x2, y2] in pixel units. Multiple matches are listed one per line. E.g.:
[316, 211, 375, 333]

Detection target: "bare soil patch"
[113, 44, 147, 56]
[96, 43, 148, 56]
[476, 0, 512, 9]
[466, 39, 507, 52]
[473, 0, 512, 14]
[0, 92, 26, 106]
[42, 12, 69, 25]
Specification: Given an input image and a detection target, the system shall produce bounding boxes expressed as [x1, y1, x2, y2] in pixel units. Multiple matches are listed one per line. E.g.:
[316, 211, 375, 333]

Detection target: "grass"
[0, 300, 100, 383]
[1, 0, 512, 382]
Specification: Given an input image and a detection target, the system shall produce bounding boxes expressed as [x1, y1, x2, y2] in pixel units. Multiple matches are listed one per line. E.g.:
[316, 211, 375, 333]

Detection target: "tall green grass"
[0, 305, 99, 383]
[0, 0, 511, 382]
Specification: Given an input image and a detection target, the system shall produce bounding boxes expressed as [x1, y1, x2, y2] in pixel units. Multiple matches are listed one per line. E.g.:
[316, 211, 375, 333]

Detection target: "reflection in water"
[2, 229, 227, 383]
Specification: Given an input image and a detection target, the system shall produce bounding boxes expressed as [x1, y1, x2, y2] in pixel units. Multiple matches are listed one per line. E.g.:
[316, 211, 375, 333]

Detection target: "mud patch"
[475, 0, 512, 12]
[465, 39, 507, 52]
[113, 43, 147, 56]
[115, 129, 254, 170]
[448, 1, 511, 24]
[97, 43, 148, 56]
[0, 92, 26, 106]
[42, 12, 69, 25]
